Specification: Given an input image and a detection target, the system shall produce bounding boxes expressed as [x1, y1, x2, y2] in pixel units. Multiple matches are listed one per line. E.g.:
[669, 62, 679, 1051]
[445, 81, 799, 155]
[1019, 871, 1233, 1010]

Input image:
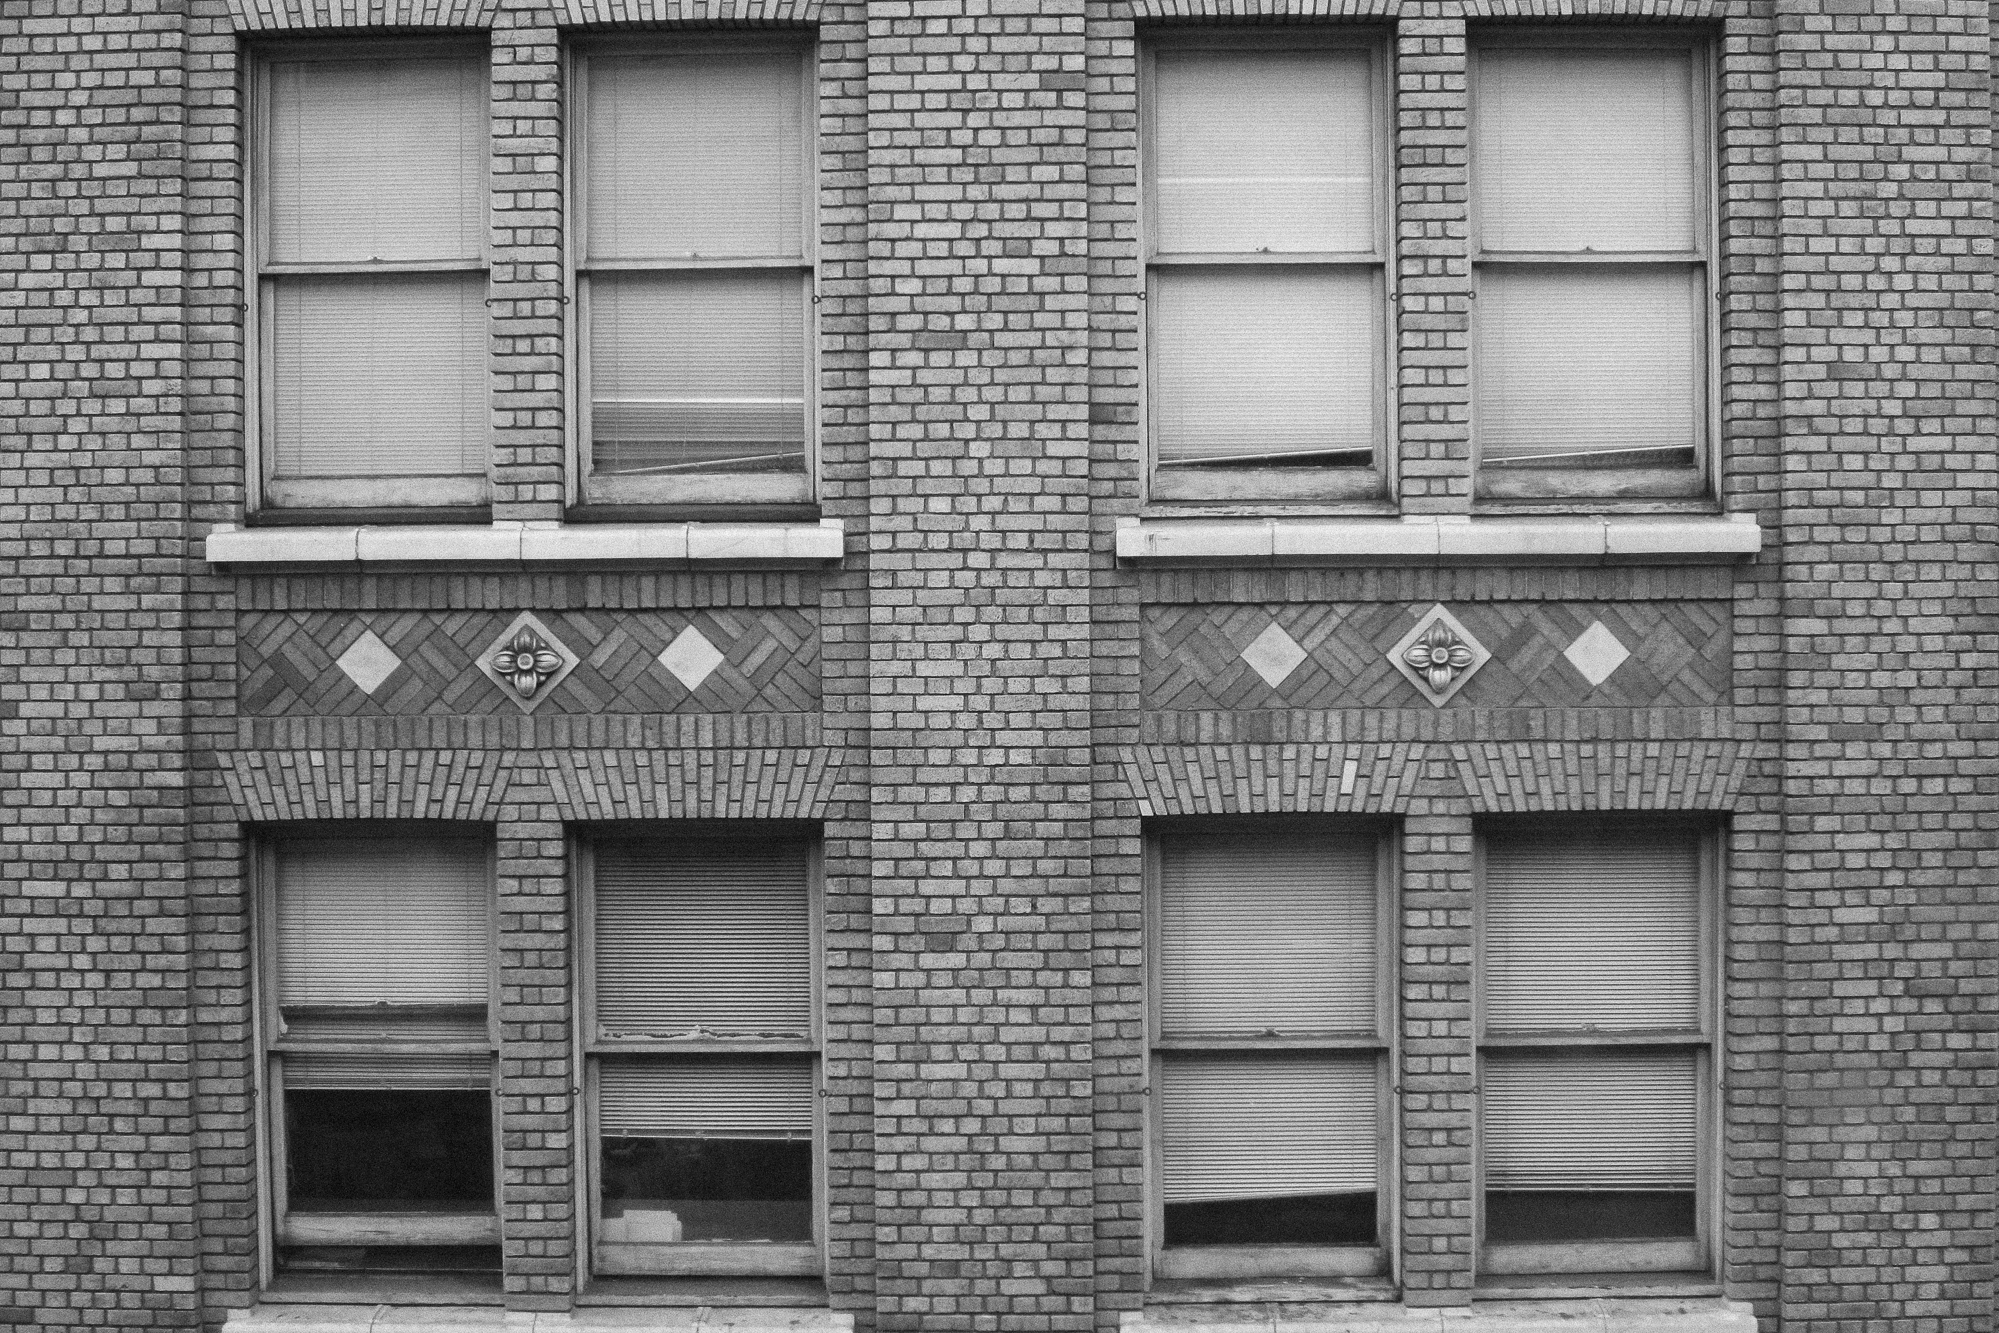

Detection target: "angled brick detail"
[539, 748, 844, 821]
[1450, 740, 1752, 812]
[550, 0, 819, 21]
[1122, 743, 1430, 815]
[226, 0, 497, 31]
[219, 749, 519, 822]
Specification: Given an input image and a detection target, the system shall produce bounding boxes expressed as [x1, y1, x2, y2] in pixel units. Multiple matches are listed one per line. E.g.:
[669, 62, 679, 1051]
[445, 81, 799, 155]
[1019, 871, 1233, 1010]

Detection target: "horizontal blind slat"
[1482, 1050, 1698, 1190]
[276, 840, 490, 1008]
[284, 1052, 491, 1091]
[598, 1059, 813, 1137]
[1160, 1056, 1377, 1203]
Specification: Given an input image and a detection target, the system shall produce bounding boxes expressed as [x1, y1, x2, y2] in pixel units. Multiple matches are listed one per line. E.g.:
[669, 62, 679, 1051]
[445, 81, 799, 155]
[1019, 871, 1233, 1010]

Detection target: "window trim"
[1466, 28, 1721, 508]
[565, 35, 821, 513]
[244, 38, 494, 518]
[1142, 819, 1399, 1284]
[572, 827, 826, 1280]
[1138, 30, 1398, 508]
[251, 826, 501, 1280]
[1470, 815, 1722, 1278]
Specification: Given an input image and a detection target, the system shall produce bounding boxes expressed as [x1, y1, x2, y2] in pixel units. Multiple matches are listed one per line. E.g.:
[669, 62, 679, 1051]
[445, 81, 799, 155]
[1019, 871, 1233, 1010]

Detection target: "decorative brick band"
[1122, 743, 1429, 816]
[553, 0, 819, 23]
[1451, 740, 1750, 812]
[1119, 0, 1735, 21]
[540, 747, 845, 821]
[221, 749, 520, 823]
[226, 0, 495, 30]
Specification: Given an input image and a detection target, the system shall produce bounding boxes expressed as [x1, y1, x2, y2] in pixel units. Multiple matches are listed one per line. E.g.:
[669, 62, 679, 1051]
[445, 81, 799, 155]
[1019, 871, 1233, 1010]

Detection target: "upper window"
[1470, 35, 1713, 501]
[258, 832, 497, 1278]
[573, 41, 816, 510]
[581, 831, 820, 1276]
[1143, 37, 1389, 504]
[252, 43, 490, 516]
[1475, 818, 1715, 1277]
[1148, 824, 1392, 1281]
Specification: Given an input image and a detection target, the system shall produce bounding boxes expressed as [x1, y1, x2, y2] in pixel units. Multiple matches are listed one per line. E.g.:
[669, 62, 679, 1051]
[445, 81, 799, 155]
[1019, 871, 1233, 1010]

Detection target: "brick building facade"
[0, 0, 1993, 1329]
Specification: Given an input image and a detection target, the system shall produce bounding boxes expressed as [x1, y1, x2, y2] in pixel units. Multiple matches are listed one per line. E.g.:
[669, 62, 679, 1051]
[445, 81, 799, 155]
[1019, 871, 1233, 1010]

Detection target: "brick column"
[866, 0, 1096, 1325]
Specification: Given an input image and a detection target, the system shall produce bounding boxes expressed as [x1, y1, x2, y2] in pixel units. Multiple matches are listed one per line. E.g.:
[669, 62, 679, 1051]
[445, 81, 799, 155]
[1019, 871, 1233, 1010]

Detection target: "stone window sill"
[1119, 1295, 1756, 1332]
[1113, 515, 1762, 566]
[204, 520, 847, 570]
[225, 1302, 852, 1332]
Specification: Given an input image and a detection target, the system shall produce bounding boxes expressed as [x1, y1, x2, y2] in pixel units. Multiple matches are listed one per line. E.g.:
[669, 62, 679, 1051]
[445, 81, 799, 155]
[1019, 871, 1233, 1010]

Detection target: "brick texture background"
[0, 0, 1992, 1328]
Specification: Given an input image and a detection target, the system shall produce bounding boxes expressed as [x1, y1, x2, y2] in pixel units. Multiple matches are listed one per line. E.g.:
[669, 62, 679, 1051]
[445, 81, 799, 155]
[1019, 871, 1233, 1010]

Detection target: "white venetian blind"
[1482, 823, 1702, 1032]
[1474, 266, 1701, 464]
[1482, 1050, 1698, 1190]
[284, 1051, 491, 1091]
[269, 273, 488, 479]
[598, 1059, 814, 1138]
[1152, 47, 1375, 256]
[593, 841, 812, 1037]
[1473, 48, 1698, 255]
[1160, 1056, 1377, 1203]
[1158, 832, 1377, 1036]
[276, 839, 490, 1009]
[1151, 266, 1378, 465]
[585, 49, 804, 263]
[267, 53, 487, 265]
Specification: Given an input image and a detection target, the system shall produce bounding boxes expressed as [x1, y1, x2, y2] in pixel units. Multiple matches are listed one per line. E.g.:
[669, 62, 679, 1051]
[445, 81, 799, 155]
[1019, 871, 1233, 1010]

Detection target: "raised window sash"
[255, 46, 490, 514]
[1150, 827, 1389, 1280]
[1145, 41, 1388, 504]
[577, 44, 814, 508]
[263, 835, 498, 1267]
[1476, 820, 1713, 1277]
[1471, 41, 1711, 501]
[585, 835, 820, 1277]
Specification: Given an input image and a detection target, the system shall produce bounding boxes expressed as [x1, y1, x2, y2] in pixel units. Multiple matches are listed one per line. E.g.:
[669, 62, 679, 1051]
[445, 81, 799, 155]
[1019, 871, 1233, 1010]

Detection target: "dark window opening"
[1164, 1190, 1377, 1247]
[1485, 1189, 1697, 1244]
[601, 1136, 812, 1243]
[277, 1244, 501, 1273]
[286, 1089, 494, 1210]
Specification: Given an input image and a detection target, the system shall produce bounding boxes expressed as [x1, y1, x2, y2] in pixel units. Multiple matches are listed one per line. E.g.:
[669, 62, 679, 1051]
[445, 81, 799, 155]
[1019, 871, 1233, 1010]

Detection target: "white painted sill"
[203, 520, 847, 570]
[225, 1306, 854, 1332]
[1114, 515, 1763, 566]
[1120, 1295, 1757, 1332]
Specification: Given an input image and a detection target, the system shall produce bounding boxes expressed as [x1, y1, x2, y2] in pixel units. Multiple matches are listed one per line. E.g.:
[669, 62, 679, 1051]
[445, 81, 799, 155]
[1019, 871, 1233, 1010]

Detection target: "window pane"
[276, 838, 490, 1009]
[585, 49, 804, 262]
[1481, 1050, 1698, 1192]
[1151, 265, 1378, 467]
[1474, 48, 1697, 254]
[1485, 1190, 1696, 1244]
[1153, 48, 1375, 255]
[1483, 823, 1702, 1032]
[588, 270, 807, 479]
[284, 1088, 494, 1210]
[1475, 265, 1700, 467]
[1158, 832, 1376, 1037]
[593, 840, 812, 1037]
[268, 54, 486, 265]
[1159, 1055, 1376, 1227]
[269, 273, 488, 481]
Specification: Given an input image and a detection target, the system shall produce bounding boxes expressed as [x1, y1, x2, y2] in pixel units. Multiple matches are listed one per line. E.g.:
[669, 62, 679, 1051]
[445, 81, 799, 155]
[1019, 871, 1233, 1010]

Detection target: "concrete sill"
[204, 520, 847, 571]
[1123, 1295, 1756, 1332]
[226, 1306, 852, 1332]
[1114, 515, 1762, 566]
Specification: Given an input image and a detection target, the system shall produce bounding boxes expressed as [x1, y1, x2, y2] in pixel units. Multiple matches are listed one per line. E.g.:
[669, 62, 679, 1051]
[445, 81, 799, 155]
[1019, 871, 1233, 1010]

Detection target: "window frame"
[1467, 28, 1721, 507]
[252, 826, 501, 1275]
[1471, 815, 1722, 1278]
[1138, 29, 1397, 509]
[244, 38, 494, 520]
[565, 34, 821, 515]
[1143, 819, 1399, 1283]
[573, 826, 826, 1279]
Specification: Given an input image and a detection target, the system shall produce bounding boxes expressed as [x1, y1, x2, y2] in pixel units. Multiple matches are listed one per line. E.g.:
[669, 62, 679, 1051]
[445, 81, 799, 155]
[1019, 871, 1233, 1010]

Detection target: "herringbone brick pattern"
[1143, 601, 1730, 710]
[238, 609, 819, 716]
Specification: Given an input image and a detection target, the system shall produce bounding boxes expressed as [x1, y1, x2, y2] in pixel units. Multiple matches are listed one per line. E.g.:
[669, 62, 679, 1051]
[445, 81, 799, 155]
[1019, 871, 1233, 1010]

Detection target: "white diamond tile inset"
[1564, 620, 1632, 688]
[334, 629, 402, 696]
[1240, 622, 1309, 689]
[659, 626, 726, 692]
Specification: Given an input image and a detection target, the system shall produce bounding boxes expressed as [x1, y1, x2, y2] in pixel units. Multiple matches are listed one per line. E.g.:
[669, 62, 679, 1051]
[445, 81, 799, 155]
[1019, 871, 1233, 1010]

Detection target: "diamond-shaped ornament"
[1388, 604, 1490, 707]
[1564, 620, 1631, 688]
[475, 612, 579, 714]
[335, 629, 402, 697]
[1240, 622, 1309, 689]
[658, 625, 726, 693]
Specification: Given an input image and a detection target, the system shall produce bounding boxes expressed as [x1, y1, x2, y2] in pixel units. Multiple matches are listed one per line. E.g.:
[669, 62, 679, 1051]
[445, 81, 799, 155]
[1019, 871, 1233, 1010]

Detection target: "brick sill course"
[1122, 1295, 1756, 1332]
[1114, 515, 1763, 565]
[203, 520, 847, 570]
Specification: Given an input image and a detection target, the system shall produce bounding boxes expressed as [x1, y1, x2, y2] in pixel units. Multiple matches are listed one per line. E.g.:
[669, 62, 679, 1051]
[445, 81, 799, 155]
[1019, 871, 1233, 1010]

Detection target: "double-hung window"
[1470, 35, 1714, 501]
[573, 40, 816, 510]
[1143, 36, 1390, 504]
[581, 832, 820, 1276]
[1149, 825, 1393, 1280]
[259, 833, 497, 1274]
[252, 44, 490, 515]
[1476, 818, 1716, 1275]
